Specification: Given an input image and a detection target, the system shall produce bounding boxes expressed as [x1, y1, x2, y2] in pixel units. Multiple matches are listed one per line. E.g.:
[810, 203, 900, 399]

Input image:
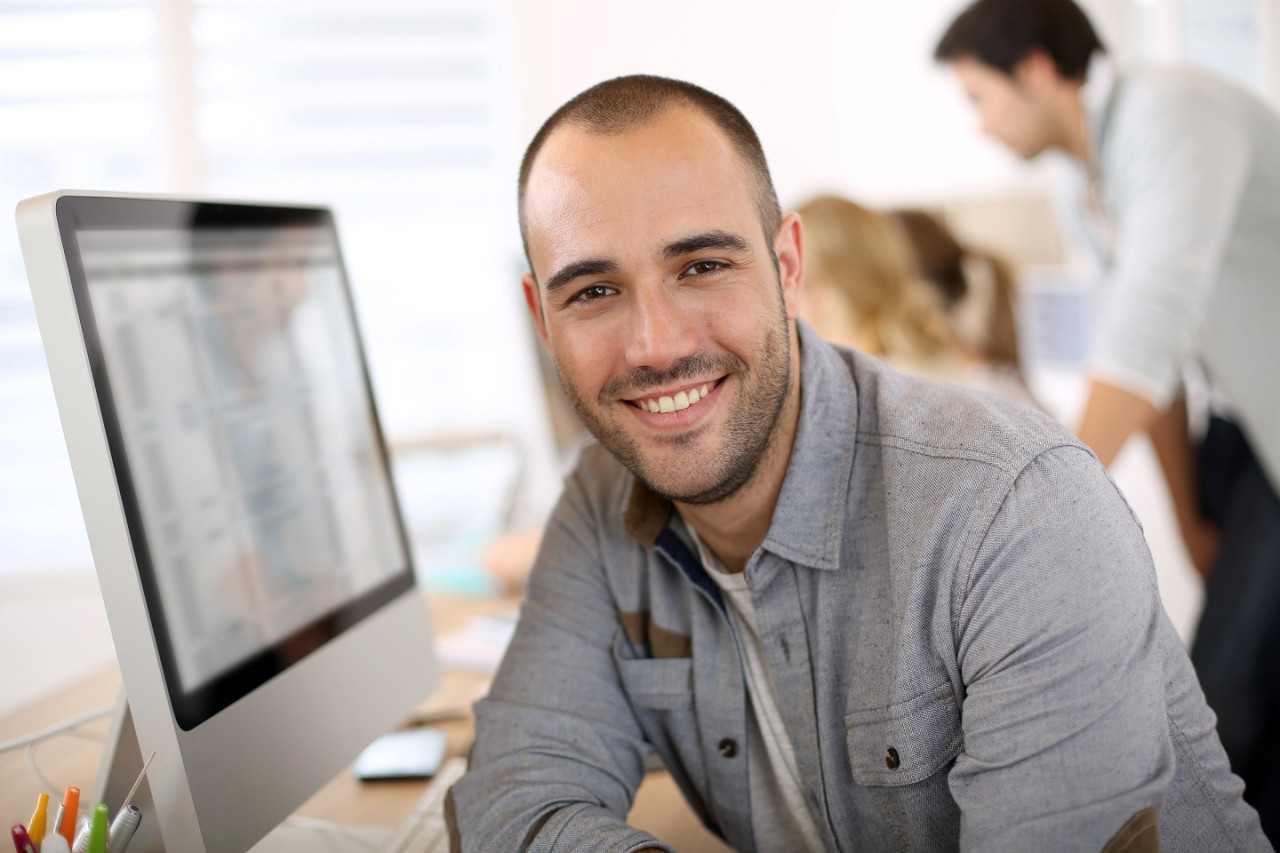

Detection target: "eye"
[570, 283, 615, 305]
[682, 260, 726, 277]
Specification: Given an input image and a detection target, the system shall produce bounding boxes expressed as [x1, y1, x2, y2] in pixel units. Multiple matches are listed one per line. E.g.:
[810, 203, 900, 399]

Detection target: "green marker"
[86, 804, 109, 853]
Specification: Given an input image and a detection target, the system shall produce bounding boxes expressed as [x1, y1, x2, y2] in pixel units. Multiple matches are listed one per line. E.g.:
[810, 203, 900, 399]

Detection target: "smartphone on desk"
[354, 728, 448, 781]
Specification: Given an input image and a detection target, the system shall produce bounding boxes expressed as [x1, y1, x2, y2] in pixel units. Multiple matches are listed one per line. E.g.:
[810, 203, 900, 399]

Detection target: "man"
[935, 0, 1280, 840]
[448, 74, 1268, 851]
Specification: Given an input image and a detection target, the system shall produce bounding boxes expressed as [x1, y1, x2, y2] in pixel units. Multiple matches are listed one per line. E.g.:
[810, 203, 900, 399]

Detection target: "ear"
[522, 272, 550, 346]
[1012, 48, 1060, 92]
[774, 211, 805, 321]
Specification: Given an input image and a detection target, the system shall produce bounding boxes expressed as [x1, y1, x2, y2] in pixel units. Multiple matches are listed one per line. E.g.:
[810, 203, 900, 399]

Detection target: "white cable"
[25, 728, 109, 795]
[0, 703, 114, 753]
[26, 740, 59, 795]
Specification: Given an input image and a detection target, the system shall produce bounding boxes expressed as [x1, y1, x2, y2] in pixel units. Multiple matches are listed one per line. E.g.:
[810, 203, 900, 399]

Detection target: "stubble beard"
[555, 299, 792, 506]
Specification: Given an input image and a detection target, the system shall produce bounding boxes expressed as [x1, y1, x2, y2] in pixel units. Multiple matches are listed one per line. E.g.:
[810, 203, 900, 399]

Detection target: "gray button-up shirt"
[452, 321, 1267, 852]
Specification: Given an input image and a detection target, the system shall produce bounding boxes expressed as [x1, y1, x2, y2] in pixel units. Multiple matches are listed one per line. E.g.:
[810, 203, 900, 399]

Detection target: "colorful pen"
[26, 795, 47, 847]
[11, 826, 35, 853]
[54, 787, 79, 847]
[84, 806, 107, 853]
[71, 815, 90, 853]
[40, 832, 71, 853]
[108, 805, 141, 853]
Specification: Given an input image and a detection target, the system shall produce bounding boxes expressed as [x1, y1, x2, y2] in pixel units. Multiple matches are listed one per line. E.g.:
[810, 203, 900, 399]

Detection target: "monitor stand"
[93, 693, 393, 853]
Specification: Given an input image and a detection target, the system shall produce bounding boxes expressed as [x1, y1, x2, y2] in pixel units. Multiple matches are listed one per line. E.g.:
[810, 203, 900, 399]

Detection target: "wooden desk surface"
[0, 592, 730, 851]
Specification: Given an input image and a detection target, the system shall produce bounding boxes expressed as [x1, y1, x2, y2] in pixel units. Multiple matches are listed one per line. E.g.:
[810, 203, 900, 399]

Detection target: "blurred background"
[2, 0, 1277, 714]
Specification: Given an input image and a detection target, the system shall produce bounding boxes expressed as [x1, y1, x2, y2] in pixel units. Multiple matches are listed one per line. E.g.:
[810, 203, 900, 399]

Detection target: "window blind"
[0, 1, 166, 574]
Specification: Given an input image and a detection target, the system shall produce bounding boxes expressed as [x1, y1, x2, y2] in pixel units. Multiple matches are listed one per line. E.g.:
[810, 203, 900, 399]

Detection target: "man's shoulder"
[564, 440, 631, 507]
[1109, 65, 1266, 139]
[841, 348, 1083, 481]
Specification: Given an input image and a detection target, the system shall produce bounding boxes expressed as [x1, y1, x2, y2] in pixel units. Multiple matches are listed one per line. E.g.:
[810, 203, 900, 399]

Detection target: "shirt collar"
[623, 319, 858, 570]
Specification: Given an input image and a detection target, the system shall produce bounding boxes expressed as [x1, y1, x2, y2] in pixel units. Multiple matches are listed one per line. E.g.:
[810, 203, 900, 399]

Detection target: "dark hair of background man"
[933, 0, 1106, 81]
[515, 74, 783, 269]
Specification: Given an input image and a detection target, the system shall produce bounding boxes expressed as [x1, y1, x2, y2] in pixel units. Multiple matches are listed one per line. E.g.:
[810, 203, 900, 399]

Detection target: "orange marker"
[54, 787, 79, 846]
[27, 794, 48, 845]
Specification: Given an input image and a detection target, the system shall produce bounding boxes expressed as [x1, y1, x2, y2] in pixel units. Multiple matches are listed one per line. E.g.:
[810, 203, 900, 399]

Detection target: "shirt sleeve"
[1089, 76, 1252, 405]
[448, 470, 674, 853]
[949, 444, 1177, 851]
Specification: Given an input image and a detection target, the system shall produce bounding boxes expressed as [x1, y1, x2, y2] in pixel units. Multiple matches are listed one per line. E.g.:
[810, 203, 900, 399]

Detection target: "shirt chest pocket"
[612, 631, 694, 711]
[844, 681, 963, 786]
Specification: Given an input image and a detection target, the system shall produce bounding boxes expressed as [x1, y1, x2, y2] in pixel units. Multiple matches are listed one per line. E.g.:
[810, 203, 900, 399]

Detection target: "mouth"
[626, 379, 719, 414]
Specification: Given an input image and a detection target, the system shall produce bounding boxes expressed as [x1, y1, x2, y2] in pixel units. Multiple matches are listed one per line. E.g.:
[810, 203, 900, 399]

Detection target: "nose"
[623, 281, 699, 371]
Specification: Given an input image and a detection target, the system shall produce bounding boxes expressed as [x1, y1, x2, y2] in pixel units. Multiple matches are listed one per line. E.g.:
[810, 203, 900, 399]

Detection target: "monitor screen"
[57, 197, 415, 730]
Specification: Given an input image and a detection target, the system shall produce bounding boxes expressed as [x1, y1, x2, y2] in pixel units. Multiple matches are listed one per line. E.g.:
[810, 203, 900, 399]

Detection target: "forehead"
[522, 106, 761, 277]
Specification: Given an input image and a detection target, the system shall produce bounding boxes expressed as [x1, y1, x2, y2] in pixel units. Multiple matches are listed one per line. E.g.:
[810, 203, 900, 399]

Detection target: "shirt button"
[718, 738, 738, 758]
[885, 747, 900, 770]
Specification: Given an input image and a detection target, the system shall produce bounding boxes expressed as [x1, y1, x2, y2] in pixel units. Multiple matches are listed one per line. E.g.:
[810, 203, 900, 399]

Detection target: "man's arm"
[1081, 76, 1249, 461]
[448, 471, 673, 853]
[1074, 77, 1251, 577]
[1074, 377, 1156, 468]
[1076, 382, 1222, 576]
[1144, 395, 1221, 577]
[949, 444, 1175, 851]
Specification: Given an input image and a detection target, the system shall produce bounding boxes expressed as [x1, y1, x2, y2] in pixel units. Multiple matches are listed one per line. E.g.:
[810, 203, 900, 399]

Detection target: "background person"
[935, 0, 1280, 838]
[890, 208, 1025, 386]
[799, 194, 1035, 404]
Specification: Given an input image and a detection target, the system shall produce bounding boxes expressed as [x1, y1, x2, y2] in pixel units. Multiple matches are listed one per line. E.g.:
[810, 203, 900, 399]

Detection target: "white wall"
[511, 0, 1054, 215]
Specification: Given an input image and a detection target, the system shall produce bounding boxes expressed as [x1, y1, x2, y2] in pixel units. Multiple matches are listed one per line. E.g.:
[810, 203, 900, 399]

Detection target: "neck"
[676, 331, 804, 573]
[1058, 81, 1092, 165]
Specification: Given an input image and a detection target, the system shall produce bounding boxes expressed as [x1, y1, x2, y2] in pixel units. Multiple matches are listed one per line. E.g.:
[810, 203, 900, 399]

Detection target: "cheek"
[707, 291, 779, 347]
[548, 322, 614, 388]
[981, 101, 1008, 135]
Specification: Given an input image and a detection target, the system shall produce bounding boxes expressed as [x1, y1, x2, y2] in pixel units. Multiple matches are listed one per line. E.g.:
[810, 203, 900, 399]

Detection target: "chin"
[1016, 140, 1050, 160]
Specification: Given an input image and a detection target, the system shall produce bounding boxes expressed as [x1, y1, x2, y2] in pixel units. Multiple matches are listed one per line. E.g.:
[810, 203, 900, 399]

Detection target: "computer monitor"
[16, 191, 439, 852]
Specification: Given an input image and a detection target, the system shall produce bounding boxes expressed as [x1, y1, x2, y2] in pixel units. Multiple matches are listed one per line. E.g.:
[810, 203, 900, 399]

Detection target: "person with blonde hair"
[798, 196, 949, 363]
[798, 194, 1035, 404]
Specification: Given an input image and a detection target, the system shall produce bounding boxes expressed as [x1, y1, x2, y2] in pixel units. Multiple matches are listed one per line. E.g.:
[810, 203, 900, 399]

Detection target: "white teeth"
[639, 382, 712, 414]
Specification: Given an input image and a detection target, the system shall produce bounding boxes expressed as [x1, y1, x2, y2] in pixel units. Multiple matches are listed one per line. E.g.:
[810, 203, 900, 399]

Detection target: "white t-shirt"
[687, 526, 827, 851]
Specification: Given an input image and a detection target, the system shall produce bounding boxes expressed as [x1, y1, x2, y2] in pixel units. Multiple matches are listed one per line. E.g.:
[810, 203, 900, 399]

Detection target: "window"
[1182, 0, 1263, 93]
[0, 0, 557, 582]
[0, 1, 165, 575]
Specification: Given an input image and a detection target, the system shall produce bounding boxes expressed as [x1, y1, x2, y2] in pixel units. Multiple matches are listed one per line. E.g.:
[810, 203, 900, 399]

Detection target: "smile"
[630, 382, 713, 414]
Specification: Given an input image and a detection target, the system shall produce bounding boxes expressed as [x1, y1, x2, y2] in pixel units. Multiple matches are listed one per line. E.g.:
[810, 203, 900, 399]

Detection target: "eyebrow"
[662, 230, 751, 260]
[544, 258, 621, 294]
[542, 230, 752, 295]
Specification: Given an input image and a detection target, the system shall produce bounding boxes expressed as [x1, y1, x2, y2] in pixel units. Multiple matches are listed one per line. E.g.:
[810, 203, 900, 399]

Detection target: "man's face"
[521, 106, 803, 505]
[952, 56, 1058, 160]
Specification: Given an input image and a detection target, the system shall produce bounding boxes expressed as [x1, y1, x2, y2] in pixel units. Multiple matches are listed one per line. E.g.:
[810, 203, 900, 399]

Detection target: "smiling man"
[447, 75, 1268, 852]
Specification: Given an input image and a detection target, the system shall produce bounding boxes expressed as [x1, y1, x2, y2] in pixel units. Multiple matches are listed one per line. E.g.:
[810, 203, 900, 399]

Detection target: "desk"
[0, 593, 730, 851]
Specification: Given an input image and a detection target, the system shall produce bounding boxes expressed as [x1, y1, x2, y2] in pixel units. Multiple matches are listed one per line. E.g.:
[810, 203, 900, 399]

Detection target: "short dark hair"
[934, 0, 1105, 81]
[516, 75, 782, 270]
